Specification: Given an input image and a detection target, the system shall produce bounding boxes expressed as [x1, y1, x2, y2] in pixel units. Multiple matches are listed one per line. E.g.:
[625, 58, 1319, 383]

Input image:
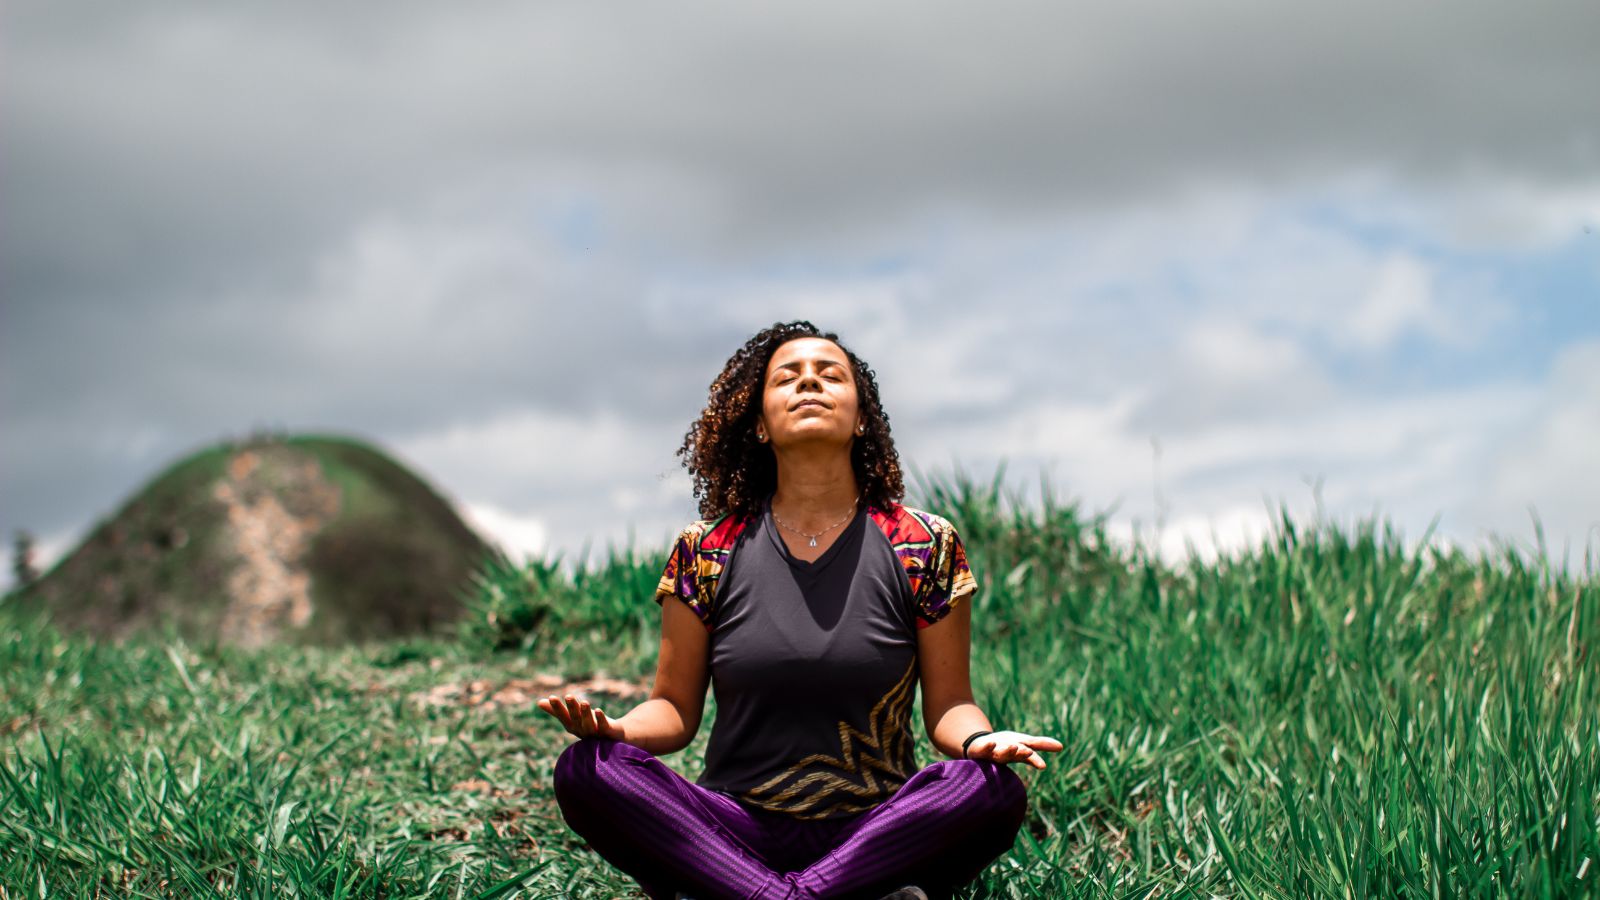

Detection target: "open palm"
[538, 693, 626, 741]
[965, 731, 1063, 769]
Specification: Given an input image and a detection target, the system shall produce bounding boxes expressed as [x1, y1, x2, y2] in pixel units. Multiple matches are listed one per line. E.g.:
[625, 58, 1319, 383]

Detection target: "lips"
[793, 400, 828, 410]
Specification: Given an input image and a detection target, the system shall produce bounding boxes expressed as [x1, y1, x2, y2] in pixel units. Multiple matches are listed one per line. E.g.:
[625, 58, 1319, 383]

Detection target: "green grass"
[2, 467, 1596, 897]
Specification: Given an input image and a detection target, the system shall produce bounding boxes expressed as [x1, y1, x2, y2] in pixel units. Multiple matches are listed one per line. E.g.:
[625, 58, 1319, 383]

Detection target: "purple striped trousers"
[552, 738, 1028, 900]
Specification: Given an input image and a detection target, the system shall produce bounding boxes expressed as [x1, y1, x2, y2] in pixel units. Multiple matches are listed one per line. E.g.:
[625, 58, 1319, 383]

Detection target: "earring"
[856, 424, 866, 435]
[757, 432, 768, 443]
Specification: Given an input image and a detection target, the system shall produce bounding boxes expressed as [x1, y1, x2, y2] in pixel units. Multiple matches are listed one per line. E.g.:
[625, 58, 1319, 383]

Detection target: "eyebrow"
[774, 358, 847, 374]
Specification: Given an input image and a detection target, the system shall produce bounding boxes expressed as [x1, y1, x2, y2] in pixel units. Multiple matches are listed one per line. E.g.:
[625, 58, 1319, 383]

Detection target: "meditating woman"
[539, 320, 1063, 899]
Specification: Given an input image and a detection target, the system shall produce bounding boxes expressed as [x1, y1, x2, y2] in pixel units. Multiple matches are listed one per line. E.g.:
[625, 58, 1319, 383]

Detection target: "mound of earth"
[9, 434, 498, 647]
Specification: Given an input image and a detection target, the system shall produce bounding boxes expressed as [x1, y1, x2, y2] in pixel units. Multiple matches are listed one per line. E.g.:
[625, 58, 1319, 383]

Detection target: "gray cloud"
[9, 1, 1598, 301]
[5, 0, 1599, 579]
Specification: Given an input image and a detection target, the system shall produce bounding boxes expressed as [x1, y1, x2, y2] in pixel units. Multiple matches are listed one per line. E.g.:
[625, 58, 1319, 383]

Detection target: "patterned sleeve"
[916, 515, 979, 628]
[654, 521, 715, 628]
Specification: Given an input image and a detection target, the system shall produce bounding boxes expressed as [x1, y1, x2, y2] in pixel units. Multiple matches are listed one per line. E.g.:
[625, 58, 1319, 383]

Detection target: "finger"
[578, 698, 605, 738]
[562, 695, 584, 733]
[571, 698, 595, 737]
[1001, 746, 1042, 769]
[1005, 740, 1048, 769]
[547, 696, 577, 730]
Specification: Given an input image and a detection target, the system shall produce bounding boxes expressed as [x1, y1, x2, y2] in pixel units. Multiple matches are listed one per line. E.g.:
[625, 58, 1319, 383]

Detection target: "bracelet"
[961, 730, 994, 759]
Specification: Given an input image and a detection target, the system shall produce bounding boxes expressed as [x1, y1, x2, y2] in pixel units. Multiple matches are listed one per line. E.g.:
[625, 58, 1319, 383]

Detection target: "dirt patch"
[409, 674, 650, 713]
[211, 446, 342, 647]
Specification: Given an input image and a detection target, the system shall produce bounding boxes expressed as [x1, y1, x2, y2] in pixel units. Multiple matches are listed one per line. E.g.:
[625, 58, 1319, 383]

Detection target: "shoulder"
[669, 510, 756, 556]
[867, 502, 977, 628]
[655, 511, 758, 628]
[866, 502, 961, 549]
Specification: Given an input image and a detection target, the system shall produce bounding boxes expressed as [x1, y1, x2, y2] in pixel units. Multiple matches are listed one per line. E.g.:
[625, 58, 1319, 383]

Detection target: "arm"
[615, 596, 710, 754]
[539, 592, 710, 755]
[918, 596, 1063, 769]
[917, 598, 993, 759]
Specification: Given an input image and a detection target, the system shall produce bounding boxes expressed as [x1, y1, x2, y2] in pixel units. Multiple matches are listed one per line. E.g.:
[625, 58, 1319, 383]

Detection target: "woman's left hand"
[964, 731, 1064, 770]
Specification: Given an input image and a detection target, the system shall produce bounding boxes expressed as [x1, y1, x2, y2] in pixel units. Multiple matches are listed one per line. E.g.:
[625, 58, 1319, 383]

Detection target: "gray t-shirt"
[653, 496, 979, 821]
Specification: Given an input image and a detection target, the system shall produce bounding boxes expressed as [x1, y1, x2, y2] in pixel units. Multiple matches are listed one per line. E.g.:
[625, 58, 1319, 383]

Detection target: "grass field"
[2, 471, 1596, 898]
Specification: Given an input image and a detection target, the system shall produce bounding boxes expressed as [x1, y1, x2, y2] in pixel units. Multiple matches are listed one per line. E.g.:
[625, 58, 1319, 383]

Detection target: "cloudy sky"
[4, 1, 1598, 589]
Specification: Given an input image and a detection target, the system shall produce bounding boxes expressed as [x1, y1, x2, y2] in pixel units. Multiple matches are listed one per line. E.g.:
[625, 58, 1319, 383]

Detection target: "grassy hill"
[0, 470, 1595, 897]
[6, 433, 497, 646]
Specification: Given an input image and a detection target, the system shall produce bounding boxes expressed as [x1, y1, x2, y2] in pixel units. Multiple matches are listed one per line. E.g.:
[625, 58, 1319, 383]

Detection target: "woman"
[540, 321, 1063, 900]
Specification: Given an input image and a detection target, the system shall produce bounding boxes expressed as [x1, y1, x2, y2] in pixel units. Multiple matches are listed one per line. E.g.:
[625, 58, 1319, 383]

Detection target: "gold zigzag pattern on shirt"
[739, 659, 919, 819]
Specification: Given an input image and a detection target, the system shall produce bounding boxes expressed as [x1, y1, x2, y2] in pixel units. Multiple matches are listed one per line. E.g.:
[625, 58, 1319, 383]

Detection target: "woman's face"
[756, 337, 863, 451]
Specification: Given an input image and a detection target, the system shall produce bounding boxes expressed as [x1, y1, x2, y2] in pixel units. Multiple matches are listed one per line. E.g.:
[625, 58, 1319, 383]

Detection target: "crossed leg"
[552, 738, 1028, 900]
[792, 758, 1028, 898]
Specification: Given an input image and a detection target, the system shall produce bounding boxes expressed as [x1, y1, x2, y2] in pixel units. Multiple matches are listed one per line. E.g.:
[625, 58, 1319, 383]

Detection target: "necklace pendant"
[808, 536, 818, 547]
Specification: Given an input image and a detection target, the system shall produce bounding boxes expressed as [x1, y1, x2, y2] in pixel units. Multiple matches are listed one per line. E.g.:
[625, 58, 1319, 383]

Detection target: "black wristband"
[961, 730, 994, 759]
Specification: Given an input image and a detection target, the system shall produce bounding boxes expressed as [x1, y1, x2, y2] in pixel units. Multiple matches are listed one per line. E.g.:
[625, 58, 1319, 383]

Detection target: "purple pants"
[552, 738, 1028, 900]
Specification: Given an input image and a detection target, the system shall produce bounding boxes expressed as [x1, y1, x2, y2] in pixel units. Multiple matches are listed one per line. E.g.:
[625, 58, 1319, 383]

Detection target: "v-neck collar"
[763, 494, 864, 572]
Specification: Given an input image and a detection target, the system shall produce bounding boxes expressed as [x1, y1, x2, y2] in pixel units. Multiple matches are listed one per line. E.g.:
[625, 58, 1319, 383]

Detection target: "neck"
[768, 448, 860, 526]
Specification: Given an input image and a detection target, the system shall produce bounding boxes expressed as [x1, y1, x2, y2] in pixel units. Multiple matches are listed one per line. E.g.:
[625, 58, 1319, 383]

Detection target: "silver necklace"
[771, 497, 859, 547]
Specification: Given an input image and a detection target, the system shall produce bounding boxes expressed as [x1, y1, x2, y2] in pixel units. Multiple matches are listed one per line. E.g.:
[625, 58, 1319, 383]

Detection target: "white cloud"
[459, 501, 548, 564]
[1474, 341, 1600, 562]
[393, 409, 678, 498]
[915, 370, 1548, 569]
[1344, 253, 1435, 351]
[1150, 505, 1278, 567]
[1182, 322, 1316, 385]
[392, 408, 698, 565]
[1418, 179, 1600, 252]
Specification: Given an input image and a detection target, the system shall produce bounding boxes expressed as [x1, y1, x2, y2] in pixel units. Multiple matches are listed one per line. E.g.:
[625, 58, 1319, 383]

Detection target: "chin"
[781, 429, 852, 445]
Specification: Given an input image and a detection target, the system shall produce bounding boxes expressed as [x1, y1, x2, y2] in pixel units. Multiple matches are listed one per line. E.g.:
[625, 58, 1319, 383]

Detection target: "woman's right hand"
[538, 692, 627, 741]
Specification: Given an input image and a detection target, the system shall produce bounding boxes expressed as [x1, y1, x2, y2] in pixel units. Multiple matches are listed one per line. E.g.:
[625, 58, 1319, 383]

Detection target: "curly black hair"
[676, 320, 905, 521]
